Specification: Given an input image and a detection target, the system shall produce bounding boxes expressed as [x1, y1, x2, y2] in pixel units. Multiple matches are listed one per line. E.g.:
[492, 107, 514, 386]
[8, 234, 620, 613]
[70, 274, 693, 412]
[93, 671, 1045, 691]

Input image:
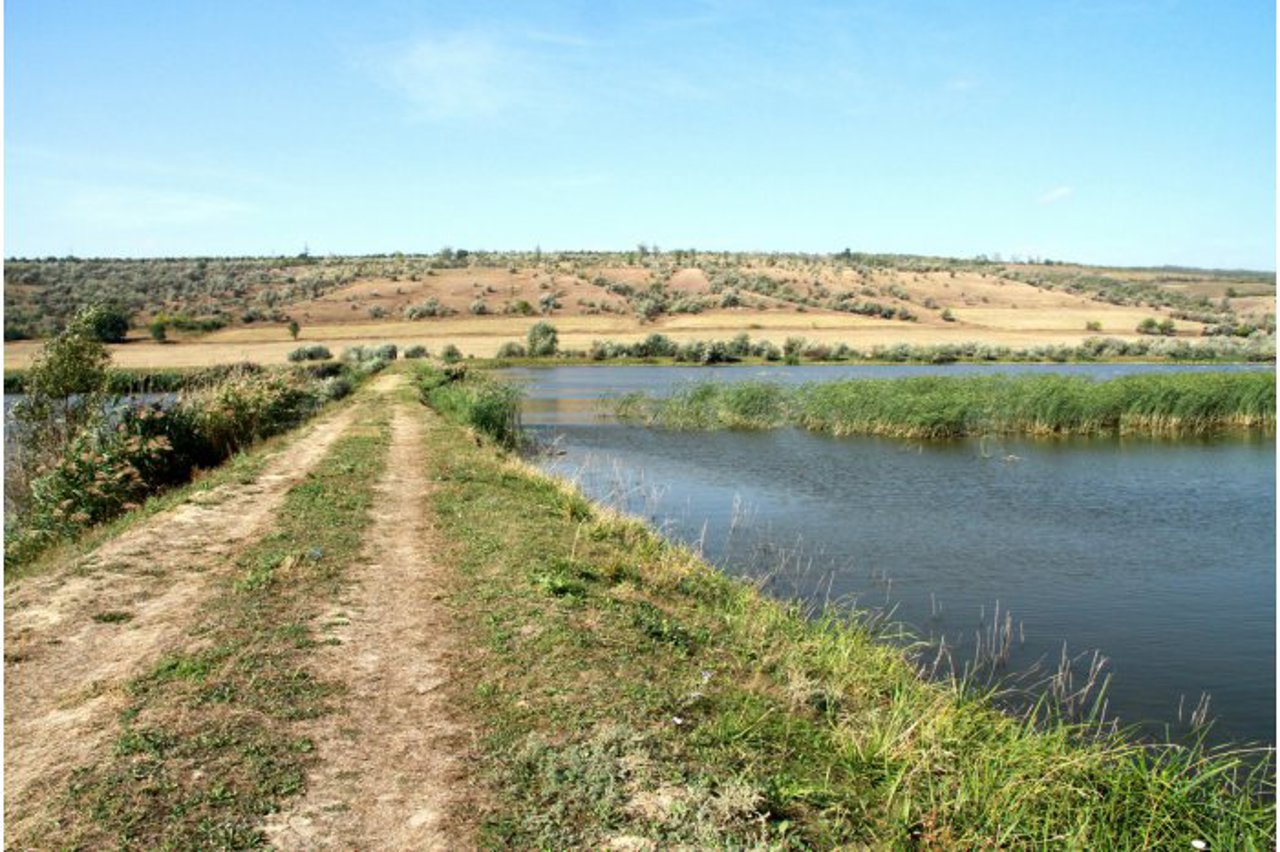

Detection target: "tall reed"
[615, 372, 1275, 438]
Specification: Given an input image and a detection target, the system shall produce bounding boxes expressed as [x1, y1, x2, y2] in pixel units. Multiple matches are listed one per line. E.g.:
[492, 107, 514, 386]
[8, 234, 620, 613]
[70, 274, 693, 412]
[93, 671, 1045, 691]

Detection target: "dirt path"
[263, 382, 475, 849]
[3, 400, 361, 841]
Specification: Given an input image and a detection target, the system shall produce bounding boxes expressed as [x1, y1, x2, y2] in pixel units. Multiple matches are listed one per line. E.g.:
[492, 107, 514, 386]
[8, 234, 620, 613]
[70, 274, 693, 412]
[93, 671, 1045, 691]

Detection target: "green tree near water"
[15, 307, 112, 450]
[7, 307, 113, 525]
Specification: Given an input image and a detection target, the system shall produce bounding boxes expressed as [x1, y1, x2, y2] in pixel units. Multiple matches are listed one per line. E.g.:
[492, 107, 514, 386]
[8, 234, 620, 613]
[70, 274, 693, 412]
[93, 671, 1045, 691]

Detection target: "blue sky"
[5, 0, 1275, 269]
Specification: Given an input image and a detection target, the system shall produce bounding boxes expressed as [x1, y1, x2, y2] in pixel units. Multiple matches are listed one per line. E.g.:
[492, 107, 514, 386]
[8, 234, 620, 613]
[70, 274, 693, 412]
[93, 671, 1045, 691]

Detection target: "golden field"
[4, 254, 1272, 368]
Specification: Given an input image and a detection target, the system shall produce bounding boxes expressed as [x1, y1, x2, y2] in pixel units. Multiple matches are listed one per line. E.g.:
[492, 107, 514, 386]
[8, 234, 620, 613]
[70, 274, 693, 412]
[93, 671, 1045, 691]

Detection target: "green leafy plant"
[527, 322, 558, 357]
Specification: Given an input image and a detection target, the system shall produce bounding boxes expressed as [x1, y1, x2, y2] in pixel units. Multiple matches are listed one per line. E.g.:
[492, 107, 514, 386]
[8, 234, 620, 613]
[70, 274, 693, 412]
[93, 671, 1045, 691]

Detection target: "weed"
[91, 610, 134, 624]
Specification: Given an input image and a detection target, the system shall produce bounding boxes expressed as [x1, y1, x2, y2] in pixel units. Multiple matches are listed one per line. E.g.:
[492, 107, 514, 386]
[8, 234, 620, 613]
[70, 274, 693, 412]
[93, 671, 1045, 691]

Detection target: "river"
[505, 363, 1276, 748]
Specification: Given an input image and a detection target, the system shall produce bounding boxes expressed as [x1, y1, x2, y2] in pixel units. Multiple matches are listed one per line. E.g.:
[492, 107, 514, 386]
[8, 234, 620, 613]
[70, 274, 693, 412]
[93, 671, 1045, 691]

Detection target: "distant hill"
[5, 251, 1273, 343]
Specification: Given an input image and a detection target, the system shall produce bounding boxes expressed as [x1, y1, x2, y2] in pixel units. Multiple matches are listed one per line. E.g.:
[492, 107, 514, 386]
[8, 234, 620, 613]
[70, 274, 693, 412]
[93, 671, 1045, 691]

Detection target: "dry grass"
[7, 256, 1270, 369]
[3, 316, 1177, 369]
[4, 318, 1163, 369]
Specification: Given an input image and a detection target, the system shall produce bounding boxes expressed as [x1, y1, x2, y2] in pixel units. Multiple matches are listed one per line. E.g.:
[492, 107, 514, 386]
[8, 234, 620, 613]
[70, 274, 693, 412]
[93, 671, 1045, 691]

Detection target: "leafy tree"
[527, 322, 558, 357]
[287, 320, 300, 340]
[14, 307, 112, 457]
[79, 303, 130, 342]
[148, 320, 168, 343]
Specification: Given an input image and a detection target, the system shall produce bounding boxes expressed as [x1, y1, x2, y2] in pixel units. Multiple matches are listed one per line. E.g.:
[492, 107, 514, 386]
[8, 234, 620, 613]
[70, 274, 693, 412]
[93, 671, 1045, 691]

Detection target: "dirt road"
[264, 398, 475, 849]
[4, 372, 473, 847]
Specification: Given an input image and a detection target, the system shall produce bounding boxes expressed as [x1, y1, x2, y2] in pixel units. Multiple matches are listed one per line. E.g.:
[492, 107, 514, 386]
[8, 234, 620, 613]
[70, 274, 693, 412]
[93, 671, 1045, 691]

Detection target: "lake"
[506, 364, 1276, 747]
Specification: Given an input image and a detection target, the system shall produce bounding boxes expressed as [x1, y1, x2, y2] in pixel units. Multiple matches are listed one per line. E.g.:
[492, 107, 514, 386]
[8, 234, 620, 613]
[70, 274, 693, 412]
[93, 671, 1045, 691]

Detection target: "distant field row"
[2, 311, 1195, 369]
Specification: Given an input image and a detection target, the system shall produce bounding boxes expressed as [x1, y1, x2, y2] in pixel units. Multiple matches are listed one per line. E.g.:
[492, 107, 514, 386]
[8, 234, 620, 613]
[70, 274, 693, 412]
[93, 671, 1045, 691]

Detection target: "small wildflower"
[1191, 842, 1208, 851]
[672, 716, 685, 726]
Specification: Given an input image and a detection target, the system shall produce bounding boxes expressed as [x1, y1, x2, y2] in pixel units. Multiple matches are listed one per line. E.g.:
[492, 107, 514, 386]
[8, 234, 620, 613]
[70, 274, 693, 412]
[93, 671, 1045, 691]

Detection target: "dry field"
[5, 257, 1271, 369]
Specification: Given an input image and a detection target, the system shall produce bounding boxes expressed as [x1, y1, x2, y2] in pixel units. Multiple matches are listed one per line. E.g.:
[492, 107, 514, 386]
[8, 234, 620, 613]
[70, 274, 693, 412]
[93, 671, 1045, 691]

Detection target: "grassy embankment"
[416, 365, 1275, 848]
[4, 358, 388, 572]
[615, 371, 1276, 439]
[34, 400, 391, 849]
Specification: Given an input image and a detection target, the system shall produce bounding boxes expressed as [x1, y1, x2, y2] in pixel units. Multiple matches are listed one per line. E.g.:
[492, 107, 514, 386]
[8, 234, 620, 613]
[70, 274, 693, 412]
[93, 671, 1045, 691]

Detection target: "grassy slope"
[421, 389, 1275, 848]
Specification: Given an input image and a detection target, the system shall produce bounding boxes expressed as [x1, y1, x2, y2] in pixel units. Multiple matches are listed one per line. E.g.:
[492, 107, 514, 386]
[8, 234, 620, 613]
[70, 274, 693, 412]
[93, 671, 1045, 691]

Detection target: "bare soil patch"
[263, 384, 477, 850]
[3, 403, 360, 842]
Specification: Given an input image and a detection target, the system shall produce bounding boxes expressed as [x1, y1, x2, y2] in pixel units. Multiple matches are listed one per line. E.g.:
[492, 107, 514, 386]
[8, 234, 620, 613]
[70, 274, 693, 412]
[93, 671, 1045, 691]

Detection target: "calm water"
[508, 364, 1277, 747]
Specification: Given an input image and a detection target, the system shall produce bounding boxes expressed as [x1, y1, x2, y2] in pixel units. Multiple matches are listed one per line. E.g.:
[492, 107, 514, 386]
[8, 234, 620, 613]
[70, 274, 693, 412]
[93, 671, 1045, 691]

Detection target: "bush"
[7, 364, 362, 565]
[404, 345, 429, 359]
[79, 303, 131, 343]
[496, 341, 527, 358]
[287, 344, 332, 362]
[404, 298, 452, 319]
[12, 307, 112, 457]
[441, 344, 463, 363]
[342, 344, 394, 364]
[527, 322, 558, 357]
[182, 372, 323, 458]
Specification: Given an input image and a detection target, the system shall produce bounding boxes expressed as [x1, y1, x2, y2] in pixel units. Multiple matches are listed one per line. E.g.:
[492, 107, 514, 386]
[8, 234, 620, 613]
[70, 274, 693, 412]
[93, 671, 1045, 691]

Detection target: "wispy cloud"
[943, 76, 978, 93]
[363, 28, 586, 121]
[65, 186, 251, 229]
[1037, 185, 1074, 205]
[379, 32, 513, 119]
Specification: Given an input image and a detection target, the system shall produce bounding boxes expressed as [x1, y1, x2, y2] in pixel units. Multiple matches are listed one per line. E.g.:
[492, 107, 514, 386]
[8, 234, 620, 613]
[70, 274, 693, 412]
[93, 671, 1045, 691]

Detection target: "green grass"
[616, 371, 1276, 438]
[412, 363, 523, 448]
[5, 441, 273, 585]
[421, 406, 1275, 848]
[36, 404, 391, 850]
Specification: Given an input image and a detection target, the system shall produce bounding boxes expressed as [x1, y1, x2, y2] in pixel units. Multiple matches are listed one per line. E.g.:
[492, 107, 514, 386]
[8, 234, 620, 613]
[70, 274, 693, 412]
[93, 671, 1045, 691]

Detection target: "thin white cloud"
[366, 30, 565, 121]
[943, 76, 978, 93]
[1038, 186, 1074, 205]
[65, 187, 251, 229]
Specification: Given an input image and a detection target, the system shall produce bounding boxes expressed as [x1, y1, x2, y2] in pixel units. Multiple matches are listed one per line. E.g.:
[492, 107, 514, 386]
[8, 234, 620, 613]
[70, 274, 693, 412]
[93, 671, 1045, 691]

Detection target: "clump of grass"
[423, 410, 1275, 848]
[617, 372, 1275, 438]
[414, 364, 523, 449]
[91, 610, 133, 624]
[286, 344, 332, 362]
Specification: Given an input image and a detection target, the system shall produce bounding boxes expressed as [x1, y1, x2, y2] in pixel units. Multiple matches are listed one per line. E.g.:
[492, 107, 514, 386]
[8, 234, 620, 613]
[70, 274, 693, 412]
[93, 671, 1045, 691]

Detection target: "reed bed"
[615, 371, 1275, 438]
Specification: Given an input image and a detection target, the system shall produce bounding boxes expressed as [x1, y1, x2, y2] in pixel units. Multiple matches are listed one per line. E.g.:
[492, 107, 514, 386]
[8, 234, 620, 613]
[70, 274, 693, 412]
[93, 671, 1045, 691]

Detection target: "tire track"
[4, 400, 362, 842]
[264, 380, 476, 850]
